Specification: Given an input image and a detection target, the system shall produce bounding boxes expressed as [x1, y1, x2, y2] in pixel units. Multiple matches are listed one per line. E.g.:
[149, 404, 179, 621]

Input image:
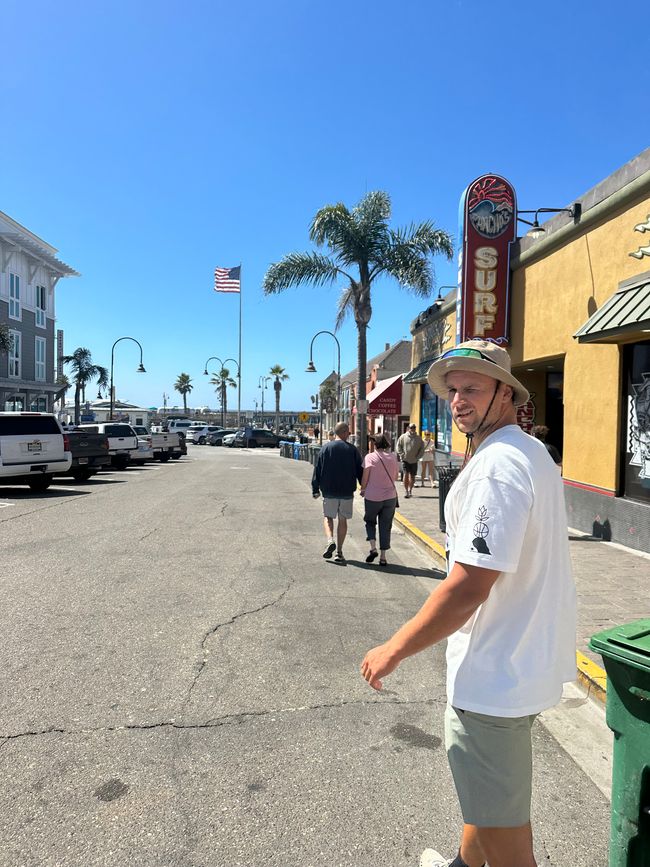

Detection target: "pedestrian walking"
[421, 431, 437, 488]
[360, 434, 399, 566]
[396, 423, 424, 498]
[312, 421, 363, 564]
[360, 339, 576, 867]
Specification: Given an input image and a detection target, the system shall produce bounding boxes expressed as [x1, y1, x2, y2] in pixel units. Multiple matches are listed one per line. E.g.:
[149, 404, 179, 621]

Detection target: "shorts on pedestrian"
[402, 460, 418, 475]
[322, 497, 353, 519]
[444, 704, 537, 828]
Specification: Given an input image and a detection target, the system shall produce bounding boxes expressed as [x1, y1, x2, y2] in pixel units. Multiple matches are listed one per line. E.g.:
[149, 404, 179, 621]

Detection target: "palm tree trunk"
[74, 382, 82, 425]
[183, 393, 188, 413]
[222, 384, 226, 427]
[356, 324, 368, 454]
[274, 379, 280, 435]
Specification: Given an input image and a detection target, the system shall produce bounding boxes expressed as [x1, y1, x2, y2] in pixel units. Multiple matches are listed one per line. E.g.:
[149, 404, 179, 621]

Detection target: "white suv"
[186, 425, 222, 445]
[0, 412, 71, 492]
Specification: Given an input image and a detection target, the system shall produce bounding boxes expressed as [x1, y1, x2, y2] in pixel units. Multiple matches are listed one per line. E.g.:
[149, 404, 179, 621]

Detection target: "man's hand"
[360, 643, 400, 691]
[312, 491, 320, 499]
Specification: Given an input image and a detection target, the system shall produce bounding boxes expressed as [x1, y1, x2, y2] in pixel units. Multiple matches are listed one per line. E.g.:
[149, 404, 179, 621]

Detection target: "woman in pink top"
[360, 434, 400, 566]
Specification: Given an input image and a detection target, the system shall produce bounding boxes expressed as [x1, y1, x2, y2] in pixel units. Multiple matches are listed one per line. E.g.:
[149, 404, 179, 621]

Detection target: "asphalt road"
[0, 446, 611, 866]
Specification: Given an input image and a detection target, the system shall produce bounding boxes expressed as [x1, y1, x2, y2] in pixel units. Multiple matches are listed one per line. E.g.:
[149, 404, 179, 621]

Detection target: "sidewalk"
[393, 481, 650, 700]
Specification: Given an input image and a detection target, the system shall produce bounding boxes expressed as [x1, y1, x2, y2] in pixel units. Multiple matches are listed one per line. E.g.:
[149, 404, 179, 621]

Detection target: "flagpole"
[238, 262, 242, 424]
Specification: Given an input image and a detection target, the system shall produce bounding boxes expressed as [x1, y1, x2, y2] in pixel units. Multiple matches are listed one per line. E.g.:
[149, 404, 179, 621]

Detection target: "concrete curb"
[395, 510, 609, 704]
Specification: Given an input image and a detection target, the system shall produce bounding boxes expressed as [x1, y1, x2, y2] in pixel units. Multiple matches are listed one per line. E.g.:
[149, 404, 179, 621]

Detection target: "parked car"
[233, 428, 280, 448]
[186, 425, 223, 445]
[131, 426, 182, 462]
[223, 430, 241, 447]
[77, 423, 138, 469]
[55, 429, 111, 481]
[176, 431, 188, 458]
[165, 419, 196, 435]
[208, 428, 236, 446]
[0, 412, 71, 491]
[132, 431, 155, 464]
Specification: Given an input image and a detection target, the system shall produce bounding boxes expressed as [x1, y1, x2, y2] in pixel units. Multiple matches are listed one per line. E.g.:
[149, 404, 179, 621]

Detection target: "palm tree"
[61, 347, 109, 424]
[174, 372, 193, 413]
[269, 364, 289, 434]
[0, 324, 11, 356]
[263, 190, 453, 452]
[210, 368, 237, 426]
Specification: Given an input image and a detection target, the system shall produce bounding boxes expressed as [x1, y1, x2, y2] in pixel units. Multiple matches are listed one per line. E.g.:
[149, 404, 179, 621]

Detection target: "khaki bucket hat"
[427, 339, 530, 406]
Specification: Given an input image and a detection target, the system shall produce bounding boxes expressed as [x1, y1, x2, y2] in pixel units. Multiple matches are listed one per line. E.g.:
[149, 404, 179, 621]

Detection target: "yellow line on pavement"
[394, 511, 446, 560]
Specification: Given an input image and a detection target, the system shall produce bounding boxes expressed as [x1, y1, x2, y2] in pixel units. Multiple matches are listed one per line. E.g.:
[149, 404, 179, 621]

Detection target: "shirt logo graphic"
[472, 506, 492, 555]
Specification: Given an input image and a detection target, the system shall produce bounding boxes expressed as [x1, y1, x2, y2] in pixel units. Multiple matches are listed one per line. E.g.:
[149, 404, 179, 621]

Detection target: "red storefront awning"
[366, 374, 403, 416]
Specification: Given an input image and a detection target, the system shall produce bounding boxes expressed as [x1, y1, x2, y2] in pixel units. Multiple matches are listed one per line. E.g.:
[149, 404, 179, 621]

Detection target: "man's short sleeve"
[453, 477, 532, 573]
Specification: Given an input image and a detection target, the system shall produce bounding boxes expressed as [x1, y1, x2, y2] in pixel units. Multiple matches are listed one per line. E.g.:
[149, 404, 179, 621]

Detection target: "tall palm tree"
[0, 324, 11, 355]
[61, 347, 109, 424]
[263, 190, 453, 452]
[174, 372, 193, 413]
[210, 368, 237, 426]
[269, 364, 289, 434]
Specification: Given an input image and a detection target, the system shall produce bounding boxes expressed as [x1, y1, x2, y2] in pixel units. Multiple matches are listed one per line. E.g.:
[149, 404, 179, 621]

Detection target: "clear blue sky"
[2, 0, 647, 412]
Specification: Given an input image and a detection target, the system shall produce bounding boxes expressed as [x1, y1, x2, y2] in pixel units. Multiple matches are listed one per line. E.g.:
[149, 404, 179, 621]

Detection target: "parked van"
[166, 419, 196, 435]
[0, 412, 71, 491]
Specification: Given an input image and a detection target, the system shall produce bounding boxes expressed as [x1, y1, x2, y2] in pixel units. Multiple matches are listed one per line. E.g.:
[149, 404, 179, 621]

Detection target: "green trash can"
[589, 619, 650, 866]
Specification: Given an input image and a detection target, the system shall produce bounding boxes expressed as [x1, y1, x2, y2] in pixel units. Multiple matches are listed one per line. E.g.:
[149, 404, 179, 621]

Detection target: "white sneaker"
[419, 850, 452, 867]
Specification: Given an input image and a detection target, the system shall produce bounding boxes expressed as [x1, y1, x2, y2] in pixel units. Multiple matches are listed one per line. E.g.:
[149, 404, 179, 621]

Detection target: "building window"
[622, 340, 650, 504]
[30, 396, 48, 412]
[35, 337, 46, 381]
[8, 330, 21, 378]
[4, 395, 25, 411]
[9, 273, 21, 320]
[420, 383, 452, 452]
[36, 285, 47, 328]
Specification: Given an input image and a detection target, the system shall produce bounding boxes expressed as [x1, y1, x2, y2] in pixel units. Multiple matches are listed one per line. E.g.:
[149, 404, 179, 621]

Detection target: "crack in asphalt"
[139, 527, 158, 541]
[0, 698, 439, 745]
[181, 574, 294, 709]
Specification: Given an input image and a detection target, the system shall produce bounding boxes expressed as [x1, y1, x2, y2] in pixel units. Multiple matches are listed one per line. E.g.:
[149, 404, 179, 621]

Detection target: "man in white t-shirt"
[360, 339, 576, 867]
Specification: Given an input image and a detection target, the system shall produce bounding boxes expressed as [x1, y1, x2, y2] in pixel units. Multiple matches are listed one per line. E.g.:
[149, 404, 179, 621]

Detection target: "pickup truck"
[77, 423, 139, 469]
[131, 426, 183, 462]
[0, 411, 71, 492]
[55, 429, 111, 481]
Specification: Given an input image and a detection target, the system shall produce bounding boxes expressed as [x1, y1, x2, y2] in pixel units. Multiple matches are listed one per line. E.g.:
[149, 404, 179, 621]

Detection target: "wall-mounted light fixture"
[517, 204, 582, 240]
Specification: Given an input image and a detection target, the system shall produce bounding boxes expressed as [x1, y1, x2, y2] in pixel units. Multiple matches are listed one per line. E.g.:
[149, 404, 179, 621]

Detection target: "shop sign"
[516, 395, 536, 433]
[456, 174, 517, 344]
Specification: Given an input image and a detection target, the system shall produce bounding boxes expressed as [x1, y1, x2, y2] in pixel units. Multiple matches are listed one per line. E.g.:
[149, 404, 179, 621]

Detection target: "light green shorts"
[444, 703, 538, 828]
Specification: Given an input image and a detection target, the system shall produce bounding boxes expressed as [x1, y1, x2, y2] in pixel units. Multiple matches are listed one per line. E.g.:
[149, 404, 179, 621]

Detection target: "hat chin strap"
[461, 382, 500, 467]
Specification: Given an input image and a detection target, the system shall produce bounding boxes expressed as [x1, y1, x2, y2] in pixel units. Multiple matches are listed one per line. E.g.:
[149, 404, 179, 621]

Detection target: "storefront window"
[622, 340, 650, 503]
[420, 383, 451, 452]
[4, 395, 25, 411]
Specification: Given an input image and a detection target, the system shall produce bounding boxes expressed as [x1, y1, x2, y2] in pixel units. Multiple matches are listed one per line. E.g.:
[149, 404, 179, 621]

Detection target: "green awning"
[574, 281, 650, 343]
[403, 355, 438, 384]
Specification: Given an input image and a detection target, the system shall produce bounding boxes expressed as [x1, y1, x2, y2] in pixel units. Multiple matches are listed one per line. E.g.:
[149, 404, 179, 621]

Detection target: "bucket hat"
[427, 339, 530, 406]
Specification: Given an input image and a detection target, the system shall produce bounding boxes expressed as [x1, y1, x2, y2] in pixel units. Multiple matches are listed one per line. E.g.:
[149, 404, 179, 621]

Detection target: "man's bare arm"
[360, 561, 501, 690]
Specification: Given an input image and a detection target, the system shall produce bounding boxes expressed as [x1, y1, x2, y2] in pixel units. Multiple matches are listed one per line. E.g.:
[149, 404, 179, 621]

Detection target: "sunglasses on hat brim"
[440, 348, 498, 364]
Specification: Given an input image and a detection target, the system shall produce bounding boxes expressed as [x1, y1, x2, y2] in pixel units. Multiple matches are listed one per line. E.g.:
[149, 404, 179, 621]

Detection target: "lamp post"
[109, 337, 146, 421]
[204, 356, 240, 425]
[259, 376, 271, 425]
[517, 204, 581, 239]
[305, 331, 341, 431]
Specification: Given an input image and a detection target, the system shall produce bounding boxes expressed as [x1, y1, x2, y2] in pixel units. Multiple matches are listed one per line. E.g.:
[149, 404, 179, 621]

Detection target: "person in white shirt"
[360, 339, 576, 867]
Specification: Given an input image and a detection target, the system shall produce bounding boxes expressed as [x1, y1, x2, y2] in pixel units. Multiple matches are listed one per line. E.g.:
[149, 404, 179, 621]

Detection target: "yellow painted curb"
[577, 650, 607, 702]
[395, 511, 609, 704]
[394, 511, 446, 562]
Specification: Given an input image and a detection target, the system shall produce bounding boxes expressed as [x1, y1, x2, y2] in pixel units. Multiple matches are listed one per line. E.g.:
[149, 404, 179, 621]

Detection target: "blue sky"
[2, 0, 647, 413]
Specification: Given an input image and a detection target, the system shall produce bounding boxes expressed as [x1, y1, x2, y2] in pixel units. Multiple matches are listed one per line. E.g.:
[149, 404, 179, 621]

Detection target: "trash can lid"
[589, 619, 650, 671]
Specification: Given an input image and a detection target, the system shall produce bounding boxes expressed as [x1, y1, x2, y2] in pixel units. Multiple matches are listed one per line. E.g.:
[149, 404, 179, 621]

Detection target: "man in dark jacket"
[312, 421, 363, 563]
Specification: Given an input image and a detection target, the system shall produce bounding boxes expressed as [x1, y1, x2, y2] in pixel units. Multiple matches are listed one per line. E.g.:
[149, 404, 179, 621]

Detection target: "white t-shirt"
[444, 425, 576, 717]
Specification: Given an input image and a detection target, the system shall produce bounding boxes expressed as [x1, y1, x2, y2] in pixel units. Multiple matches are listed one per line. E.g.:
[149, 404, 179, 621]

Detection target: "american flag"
[214, 265, 241, 293]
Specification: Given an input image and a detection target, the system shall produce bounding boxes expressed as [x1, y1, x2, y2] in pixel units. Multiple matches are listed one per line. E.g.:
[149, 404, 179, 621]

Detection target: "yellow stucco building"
[406, 148, 650, 553]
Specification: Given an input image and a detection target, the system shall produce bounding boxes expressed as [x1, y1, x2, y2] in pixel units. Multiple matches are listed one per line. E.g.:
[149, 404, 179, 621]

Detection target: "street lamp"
[306, 330, 341, 425]
[109, 337, 146, 421]
[258, 375, 271, 423]
[204, 356, 240, 424]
